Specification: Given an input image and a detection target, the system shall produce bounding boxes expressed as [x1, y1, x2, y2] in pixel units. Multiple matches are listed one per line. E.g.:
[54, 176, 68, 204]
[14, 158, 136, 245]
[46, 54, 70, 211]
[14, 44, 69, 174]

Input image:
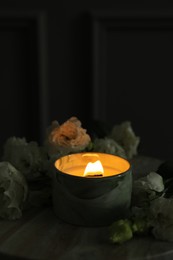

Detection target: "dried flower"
[45, 117, 91, 157]
[0, 161, 28, 220]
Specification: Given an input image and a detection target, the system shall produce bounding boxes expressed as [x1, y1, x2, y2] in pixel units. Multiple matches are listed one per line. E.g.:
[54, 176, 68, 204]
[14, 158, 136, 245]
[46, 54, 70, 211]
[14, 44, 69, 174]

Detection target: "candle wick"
[86, 174, 103, 177]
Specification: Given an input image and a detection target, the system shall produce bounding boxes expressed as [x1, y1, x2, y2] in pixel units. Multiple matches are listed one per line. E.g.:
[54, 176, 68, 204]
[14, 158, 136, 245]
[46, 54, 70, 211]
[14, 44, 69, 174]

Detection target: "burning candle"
[53, 152, 132, 227]
[55, 152, 130, 177]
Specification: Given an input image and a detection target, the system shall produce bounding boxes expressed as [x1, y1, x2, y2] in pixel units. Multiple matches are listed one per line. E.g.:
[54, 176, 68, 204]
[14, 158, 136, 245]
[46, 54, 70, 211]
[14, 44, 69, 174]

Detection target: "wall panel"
[91, 11, 173, 159]
[0, 12, 48, 154]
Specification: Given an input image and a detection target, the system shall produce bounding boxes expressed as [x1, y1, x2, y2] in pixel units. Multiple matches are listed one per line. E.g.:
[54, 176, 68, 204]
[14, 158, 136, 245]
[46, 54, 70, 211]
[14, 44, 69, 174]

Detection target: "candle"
[53, 152, 132, 227]
[55, 152, 130, 177]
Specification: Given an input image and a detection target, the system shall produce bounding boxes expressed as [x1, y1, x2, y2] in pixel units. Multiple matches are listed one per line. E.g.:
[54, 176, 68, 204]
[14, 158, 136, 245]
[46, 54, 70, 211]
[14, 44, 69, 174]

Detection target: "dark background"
[0, 1, 173, 161]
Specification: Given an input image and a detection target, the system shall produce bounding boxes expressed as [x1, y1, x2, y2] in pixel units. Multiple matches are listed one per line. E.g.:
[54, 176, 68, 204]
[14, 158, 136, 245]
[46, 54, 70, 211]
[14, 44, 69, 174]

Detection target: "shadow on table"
[0, 252, 36, 260]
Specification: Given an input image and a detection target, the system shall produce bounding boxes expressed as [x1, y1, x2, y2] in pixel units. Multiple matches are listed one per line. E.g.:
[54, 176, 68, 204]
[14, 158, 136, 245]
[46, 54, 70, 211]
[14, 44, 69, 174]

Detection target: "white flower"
[2, 137, 47, 181]
[92, 137, 127, 158]
[146, 172, 164, 192]
[149, 197, 173, 241]
[0, 161, 28, 220]
[150, 197, 173, 221]
[152, 222, 173, 242]
[109, 121, 140, 159]
[132, 172, 164, 207]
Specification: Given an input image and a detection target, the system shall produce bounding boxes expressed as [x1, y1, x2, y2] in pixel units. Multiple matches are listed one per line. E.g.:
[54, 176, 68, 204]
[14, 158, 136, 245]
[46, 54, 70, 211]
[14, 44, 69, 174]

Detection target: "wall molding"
[91, 10, 173, 122]
[0, 11, 48, 142]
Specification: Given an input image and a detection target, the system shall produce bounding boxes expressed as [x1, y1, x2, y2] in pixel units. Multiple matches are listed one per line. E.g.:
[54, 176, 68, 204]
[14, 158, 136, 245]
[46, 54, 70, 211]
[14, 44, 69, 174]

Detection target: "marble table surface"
[1, 155, 172, 260]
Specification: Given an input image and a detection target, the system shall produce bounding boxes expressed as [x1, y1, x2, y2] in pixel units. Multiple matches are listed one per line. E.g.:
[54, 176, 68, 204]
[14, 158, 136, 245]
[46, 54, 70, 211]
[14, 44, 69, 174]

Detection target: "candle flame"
[83, 160, 104, 177]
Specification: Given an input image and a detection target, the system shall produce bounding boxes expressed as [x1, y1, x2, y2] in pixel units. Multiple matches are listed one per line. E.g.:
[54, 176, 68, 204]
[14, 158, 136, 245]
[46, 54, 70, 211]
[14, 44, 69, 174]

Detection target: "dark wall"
[0, 0, 173, 160]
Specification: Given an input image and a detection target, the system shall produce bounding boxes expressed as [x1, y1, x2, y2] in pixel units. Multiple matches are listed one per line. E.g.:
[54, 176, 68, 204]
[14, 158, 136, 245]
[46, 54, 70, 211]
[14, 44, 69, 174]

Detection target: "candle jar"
[52, 152, 132, 227]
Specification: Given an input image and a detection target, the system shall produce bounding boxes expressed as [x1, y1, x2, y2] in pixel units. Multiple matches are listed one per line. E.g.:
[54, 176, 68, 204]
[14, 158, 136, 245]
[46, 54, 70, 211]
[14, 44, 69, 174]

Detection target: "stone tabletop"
[1, 155, 172, 260]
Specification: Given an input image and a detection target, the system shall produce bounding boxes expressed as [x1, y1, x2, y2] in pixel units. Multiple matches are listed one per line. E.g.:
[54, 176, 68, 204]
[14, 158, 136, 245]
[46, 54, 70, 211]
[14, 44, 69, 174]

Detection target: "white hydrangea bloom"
[152, 222, 173, 242]
[132, 172, 164, 207]
[2, 137, 47, 181]
[150, 197, 173, 221]
[92, 137, 127, 158]
[146, 172, 164, 192]
[149, 197, 173, 241]
[0, 161, 28, 220]
[109, 121, 140, 159]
